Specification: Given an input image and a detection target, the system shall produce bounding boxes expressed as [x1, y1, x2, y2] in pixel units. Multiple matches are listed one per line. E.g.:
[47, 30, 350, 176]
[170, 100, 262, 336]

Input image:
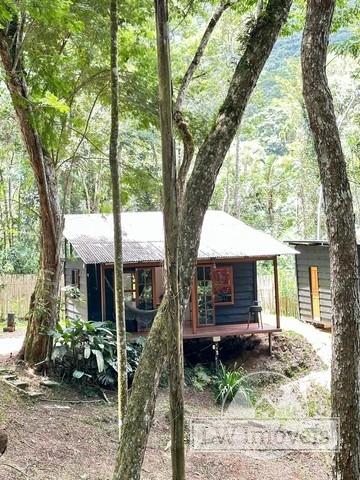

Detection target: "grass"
[304, 382, 331, 417]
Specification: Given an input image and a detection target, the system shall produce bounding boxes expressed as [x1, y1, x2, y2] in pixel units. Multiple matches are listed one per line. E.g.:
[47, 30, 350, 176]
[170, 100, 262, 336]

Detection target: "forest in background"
[0, 3, 359, 274]
[0, 2, 360, 479]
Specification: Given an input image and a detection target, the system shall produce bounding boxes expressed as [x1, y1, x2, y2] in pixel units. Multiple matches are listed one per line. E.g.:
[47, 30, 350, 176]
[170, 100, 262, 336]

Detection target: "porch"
[183, 321, 280, 339]
[103, 256, 282, 340]
[129, 321, 280, 354]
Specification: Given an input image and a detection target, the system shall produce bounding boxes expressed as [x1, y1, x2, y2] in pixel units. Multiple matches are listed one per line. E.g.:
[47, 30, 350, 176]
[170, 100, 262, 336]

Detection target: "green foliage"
[0, 240, 39, 273]
[215, 362, 251, 405]
[0, 0, 360, 278]
[51, 318, 118, 388]
[126, 337, 145, 382]
[37, 91, 70, 114]
[51, 318, 145, 388]
[184, 364, 215, 392]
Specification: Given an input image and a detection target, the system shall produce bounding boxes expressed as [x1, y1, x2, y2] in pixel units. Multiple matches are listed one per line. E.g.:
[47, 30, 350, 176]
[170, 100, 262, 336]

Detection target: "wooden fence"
[0, 274, 37, 321]
[257, 274, 298, 318]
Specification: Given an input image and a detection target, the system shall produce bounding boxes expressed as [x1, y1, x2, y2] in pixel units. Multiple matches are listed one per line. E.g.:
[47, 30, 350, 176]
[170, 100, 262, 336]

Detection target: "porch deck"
[183, 322, 281, 339]
[130, 322, 281, 340]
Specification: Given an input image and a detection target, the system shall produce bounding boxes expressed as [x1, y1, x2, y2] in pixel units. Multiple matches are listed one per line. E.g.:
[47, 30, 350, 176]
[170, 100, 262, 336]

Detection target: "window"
[123, 271, 136, 303]
[212, 266, 234, 305]
[71, 269, 80, 289]
[197, 266, 214, 325]
[137, 268, 154, 310]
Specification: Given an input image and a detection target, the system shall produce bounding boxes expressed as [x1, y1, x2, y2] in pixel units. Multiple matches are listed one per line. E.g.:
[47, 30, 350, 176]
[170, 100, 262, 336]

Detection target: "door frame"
[196, 264, 216, 326]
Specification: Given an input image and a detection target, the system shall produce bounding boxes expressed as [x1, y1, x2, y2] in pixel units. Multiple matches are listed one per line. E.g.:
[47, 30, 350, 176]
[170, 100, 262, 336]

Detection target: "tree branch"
[56, 87, 105, 169]
[179, 0, 293, 286]
[174, 1, 235, 112]
[175, 0, 235, 194]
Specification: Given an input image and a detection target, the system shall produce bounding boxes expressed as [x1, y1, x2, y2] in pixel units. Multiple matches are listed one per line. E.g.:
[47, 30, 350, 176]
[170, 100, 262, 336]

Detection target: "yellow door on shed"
[309, 266, 321, 321]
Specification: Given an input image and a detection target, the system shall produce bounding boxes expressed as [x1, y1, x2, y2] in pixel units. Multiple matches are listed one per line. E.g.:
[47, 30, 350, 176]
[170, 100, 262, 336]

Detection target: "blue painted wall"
[214, 262, 257, 325]
[86, 261, 257, 326]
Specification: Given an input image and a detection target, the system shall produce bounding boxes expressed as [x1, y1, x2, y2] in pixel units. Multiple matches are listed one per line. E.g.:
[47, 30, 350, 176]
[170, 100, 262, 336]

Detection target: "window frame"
[123, 270, 137, 303]
[212, 265, 234, 306]
[196, 265, 215, 325]
[136, 267, 155, 310]
[71, 269, 80, 290]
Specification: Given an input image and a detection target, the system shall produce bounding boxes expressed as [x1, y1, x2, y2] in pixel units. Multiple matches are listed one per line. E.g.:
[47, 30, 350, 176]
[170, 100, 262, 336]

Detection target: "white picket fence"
[0, 274, 37, 321]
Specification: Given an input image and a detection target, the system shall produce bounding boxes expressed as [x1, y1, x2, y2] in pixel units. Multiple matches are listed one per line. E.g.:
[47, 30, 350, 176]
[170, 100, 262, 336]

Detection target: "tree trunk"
[234, 134, 241, 218]
[154, 1, 185, 478]
[113, 299, 168, 480]
[109, 0, 128, 431]
[301, 1, 360, 479]
[0, 25, 62, 367]
[113, 1, 293, 478]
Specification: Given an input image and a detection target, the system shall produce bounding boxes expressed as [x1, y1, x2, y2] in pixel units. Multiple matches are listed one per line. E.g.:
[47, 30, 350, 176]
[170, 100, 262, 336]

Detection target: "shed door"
[309, 266, 321, 321]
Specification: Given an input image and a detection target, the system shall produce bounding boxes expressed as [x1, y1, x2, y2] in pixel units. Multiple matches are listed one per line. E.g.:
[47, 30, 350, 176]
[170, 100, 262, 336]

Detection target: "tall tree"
[109, 0, 127, 431]
[0, 18, 63, 365]
[113, 1, 293, 478]
[0, 1, 153, 365]
[154, 1, 183, 478]
[302, 1, 360, 479]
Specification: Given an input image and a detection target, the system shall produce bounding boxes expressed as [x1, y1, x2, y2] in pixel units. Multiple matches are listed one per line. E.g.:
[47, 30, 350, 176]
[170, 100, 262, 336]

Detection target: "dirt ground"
[0, 327, 25, 357]
[0, 333, 331, 480]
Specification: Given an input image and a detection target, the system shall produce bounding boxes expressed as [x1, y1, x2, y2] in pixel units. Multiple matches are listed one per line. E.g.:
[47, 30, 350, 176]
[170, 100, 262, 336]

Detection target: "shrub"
[51, 318, 145, 388]
[184, 364, 215, 391]
[215, 362, 251, 405]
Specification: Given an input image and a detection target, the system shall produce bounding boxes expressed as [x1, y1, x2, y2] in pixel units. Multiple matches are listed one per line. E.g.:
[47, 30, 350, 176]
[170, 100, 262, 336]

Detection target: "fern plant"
[184, 364, 214, 391]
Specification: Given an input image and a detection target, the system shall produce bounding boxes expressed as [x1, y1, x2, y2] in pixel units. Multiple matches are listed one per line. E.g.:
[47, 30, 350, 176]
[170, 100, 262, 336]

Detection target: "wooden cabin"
[63, 211, 296, 345]
[288, 240, 335, 328]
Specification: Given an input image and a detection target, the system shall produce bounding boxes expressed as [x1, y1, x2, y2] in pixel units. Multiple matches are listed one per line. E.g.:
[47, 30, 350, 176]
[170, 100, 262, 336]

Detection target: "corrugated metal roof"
[289, 234, 360, 246]
[63, 211, 297, 264]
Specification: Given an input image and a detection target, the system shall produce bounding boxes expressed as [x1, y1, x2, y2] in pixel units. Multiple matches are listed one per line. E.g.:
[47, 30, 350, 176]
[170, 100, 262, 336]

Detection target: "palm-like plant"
[215, 362, 251, 406]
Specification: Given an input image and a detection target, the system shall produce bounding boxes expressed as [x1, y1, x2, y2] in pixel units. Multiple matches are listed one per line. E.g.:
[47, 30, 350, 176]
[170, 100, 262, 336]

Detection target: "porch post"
[191, 276, 197, 334]
[273, 256, 280, 329]
[100, 263, 106, 322]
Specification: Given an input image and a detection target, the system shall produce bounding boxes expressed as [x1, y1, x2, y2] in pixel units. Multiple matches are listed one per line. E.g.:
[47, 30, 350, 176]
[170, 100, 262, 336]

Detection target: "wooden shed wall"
[295, 245, 331, 324]
[64, 258, 88, 321]
[215, 262, 257, 325]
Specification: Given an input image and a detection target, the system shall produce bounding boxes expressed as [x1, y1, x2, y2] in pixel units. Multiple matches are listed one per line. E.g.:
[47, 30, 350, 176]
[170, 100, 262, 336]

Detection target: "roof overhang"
[64, 211, 299, 264]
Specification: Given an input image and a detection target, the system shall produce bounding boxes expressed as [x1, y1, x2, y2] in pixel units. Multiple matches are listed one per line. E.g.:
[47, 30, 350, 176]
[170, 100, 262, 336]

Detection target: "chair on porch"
[248, 301, 263, 329]
[125, 302, 158, 332]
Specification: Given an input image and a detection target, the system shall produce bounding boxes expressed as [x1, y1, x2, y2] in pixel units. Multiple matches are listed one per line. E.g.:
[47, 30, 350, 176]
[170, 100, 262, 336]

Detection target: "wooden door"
[309, 266, 321, 321]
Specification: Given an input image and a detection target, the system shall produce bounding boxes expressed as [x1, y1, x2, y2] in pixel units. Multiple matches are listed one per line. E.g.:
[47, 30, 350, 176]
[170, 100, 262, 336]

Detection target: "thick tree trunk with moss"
[109, 0, 128, 431]
[113, 1, 292, 478]
[0, 25, 62, 367]
[302, 1, 360, 479]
